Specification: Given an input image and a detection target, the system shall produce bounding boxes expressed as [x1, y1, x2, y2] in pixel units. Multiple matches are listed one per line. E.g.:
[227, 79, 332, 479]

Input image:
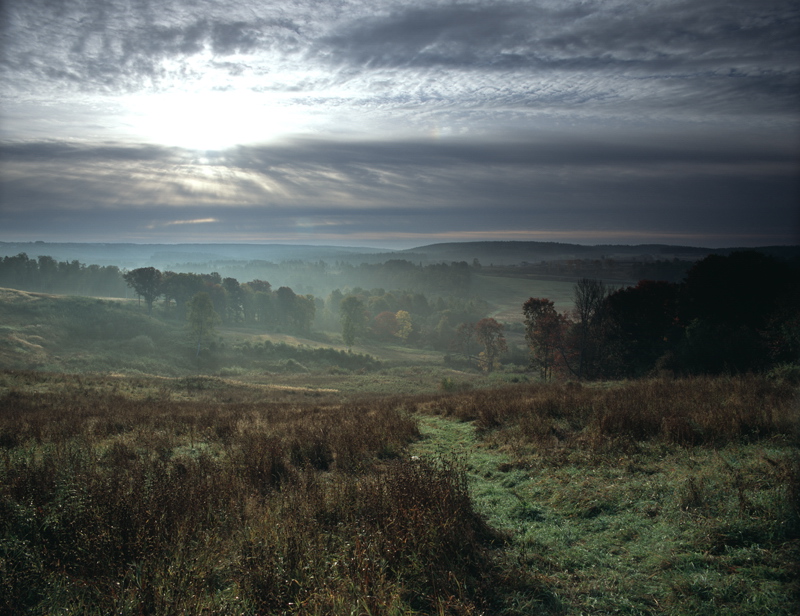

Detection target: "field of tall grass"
[0, 371, 536, 615]
[2, 370, 798, 614]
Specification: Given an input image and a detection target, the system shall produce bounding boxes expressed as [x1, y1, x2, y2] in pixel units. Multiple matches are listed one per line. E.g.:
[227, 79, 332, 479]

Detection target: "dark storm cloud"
[0, 141, 182, 163]
[2, 132, 796, 245]
[232, 132, 794, 169]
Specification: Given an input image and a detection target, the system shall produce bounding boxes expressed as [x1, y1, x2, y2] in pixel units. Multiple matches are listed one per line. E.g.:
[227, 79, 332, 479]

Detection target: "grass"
[0, 371, 546, 616]
[0, 288, 500, 395]
[2, 372, 798, 614]
[413, 377, 800, 615]
[471, 274, 575, 322]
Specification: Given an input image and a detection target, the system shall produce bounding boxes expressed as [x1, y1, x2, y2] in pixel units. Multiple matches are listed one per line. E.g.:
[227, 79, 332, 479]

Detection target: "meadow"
[1, 368, 798, 615]
[1, 284, 798, 614]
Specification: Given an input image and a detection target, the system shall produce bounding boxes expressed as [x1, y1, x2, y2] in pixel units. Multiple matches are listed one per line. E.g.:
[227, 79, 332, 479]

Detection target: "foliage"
[0, 253, 128, 297]
[475, 318, 508, 372]
[187, 291, 220, 355]
[395, 309, 413, 341]
[340, 295, 368, 347]
[123, 267, 162, 314]
[522, 298, 564, 381]
[525, 252, 800, 380]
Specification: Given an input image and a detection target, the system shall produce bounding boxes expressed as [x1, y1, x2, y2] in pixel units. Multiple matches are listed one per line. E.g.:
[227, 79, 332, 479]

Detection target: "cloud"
[1, 1, 797, 247]
[1, 131, 796, 246]
[156, 218, 220, 227]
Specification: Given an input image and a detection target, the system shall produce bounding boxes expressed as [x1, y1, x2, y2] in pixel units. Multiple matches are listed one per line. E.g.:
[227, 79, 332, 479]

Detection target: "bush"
[126, 334, 155, 354]
[767, 363, 800, 386]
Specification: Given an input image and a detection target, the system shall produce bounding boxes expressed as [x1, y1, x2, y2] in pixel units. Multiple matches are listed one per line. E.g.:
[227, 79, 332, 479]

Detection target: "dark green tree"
[571, 278, 610, 379]
[123, 267, 162, 314]
[340, 295, 368, 347]
[187, 292, 220, 357]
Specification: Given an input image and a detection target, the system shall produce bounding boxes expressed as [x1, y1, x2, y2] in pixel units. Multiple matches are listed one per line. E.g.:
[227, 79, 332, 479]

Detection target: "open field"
[1, 370, 798, 615]
[1, 268, 799, 614]
[470, 274, 575, 323]
[0, 287, 528, 395]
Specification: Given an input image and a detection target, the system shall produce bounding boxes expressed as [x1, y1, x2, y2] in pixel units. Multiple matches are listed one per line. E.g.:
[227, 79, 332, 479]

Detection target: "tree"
[292, 294, 316, 334]
[222, 277, 244, 323]
[275, 286, 297, 330]
[123, 267, 162, 315]
[340, 296, 368, 347]
[453, 321, 477, 364]
[572, 278, 609, 379]
[160, 272, 205, 318]
[523, 297, 564, 381]
[475, 317, 508, 372]
[605, 280, 680, 377]
[395, 310, 413, 341]
[676, 251, 798, 374]
[373, 311, 399, 339]
[187, 292, 220, 357]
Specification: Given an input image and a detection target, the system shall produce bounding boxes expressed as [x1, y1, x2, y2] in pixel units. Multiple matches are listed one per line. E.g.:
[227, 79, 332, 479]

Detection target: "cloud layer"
[1, 0, 798, 246]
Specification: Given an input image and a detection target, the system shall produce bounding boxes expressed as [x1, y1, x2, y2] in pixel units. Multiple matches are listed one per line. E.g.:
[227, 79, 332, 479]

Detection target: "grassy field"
[1, 287, 799, 614]
[470, 274, 575, 323]
[411, 379, 800, 615]
[1, 370, 798, 615]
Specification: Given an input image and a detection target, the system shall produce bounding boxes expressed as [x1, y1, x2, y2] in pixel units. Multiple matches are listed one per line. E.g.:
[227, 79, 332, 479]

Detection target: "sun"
[125, 89, 304, 151]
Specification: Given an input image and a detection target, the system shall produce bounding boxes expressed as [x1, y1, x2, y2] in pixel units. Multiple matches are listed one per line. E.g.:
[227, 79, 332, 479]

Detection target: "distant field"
[470, 274, 576, 322]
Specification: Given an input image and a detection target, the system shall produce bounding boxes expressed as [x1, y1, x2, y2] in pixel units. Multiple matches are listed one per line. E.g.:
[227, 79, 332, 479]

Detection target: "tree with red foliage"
[523, 298, 566, 381]
[372, 311, 399, 340]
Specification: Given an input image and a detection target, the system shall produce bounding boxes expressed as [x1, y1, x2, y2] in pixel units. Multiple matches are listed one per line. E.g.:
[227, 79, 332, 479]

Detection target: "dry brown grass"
[417, 375, 799, 451]
[0, 370, 532, 615]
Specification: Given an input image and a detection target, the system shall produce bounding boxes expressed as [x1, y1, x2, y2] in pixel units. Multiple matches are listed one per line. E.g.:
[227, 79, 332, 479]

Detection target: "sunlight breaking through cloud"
[1, 0, 798, 246]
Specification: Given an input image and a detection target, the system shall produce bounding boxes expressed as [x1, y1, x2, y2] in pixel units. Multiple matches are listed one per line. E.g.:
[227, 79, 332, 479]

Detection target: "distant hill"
[1, 240, 797, 270]
[399, 241, 800, 266]
[0, 242, 393, 270]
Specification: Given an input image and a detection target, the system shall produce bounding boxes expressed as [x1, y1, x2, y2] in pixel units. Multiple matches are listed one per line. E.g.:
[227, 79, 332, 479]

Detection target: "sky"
[1, 0, 798, 249]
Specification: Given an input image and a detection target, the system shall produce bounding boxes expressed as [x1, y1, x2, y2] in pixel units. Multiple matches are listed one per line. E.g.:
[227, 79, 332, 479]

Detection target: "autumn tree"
[373, 311, 399, 339]
[395, 310, 413, 341]
[475, 317, 508, 372]
[523, 297, 564, 381]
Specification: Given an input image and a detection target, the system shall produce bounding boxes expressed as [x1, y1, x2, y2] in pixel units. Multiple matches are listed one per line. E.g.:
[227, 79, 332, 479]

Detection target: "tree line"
[121, 268, 317, 334]
[524, 251, 800, 379]
[0, 254, 492, 354]
[0, 253, 128, 297]
[119, 267, 496, 356]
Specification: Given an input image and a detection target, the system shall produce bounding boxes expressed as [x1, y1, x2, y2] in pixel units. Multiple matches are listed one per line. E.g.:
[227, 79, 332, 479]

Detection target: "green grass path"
[410, 416, 536, 534]
[409, 414, 799, 616]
